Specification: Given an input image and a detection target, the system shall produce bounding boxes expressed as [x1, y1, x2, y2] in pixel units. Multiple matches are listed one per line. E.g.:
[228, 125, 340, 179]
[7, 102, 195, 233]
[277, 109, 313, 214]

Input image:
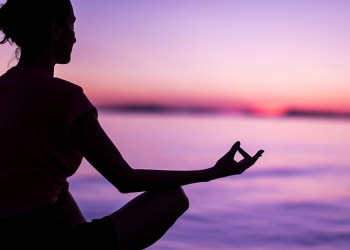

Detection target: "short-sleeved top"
[0, 66, 97, 207]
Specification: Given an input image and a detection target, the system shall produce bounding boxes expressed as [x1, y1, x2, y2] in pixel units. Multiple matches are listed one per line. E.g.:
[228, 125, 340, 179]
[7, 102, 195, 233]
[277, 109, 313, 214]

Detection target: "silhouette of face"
[55, 2, 76, 64]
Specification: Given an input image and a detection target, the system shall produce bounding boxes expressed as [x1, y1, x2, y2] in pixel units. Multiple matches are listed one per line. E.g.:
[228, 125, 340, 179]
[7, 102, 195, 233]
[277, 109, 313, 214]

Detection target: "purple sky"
[1, 0, 350, 114]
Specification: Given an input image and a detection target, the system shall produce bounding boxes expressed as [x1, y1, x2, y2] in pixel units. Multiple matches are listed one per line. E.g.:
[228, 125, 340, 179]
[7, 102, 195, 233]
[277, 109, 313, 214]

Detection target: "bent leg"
[65, 191, 87, 227]
[109, 187, 189, 250]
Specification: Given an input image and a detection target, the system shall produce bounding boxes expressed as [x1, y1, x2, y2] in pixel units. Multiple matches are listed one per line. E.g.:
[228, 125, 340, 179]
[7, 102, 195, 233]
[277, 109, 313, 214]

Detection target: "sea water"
[68, 111, 350, 250]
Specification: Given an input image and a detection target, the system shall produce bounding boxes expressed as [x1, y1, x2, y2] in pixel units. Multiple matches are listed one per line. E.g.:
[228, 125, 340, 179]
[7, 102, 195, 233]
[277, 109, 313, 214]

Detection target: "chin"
[56, 57, 71, 64]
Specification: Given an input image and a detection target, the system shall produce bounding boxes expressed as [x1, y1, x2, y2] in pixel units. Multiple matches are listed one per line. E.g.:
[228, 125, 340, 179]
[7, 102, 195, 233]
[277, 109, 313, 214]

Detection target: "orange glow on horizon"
[249, 105, 289, 117]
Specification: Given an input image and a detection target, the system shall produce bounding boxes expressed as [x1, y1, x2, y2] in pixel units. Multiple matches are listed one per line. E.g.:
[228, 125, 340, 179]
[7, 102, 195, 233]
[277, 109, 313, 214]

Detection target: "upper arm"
[68, 110, 131, 184]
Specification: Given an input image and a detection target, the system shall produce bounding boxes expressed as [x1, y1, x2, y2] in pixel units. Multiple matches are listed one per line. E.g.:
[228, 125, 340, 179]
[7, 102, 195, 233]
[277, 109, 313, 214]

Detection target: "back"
[0, 66, 96, 207]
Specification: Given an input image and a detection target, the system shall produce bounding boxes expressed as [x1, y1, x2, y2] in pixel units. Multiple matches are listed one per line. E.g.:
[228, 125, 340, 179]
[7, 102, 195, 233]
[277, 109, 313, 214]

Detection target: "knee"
[170, 187, 189, 213]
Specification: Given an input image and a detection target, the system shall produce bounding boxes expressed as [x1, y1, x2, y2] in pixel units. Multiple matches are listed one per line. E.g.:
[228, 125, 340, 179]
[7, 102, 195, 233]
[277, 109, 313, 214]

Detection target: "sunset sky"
[1, 0, 350, 115]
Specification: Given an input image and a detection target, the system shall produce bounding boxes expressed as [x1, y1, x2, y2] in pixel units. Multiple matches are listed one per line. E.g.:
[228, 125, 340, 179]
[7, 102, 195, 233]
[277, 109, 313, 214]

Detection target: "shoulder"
[0, 66, 84, 96]
[50, 76, 83, 94]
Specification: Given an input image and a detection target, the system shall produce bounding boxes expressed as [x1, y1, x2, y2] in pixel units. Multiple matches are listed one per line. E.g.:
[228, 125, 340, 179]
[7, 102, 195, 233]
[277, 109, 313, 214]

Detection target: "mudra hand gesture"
[212, 141, 264, 178]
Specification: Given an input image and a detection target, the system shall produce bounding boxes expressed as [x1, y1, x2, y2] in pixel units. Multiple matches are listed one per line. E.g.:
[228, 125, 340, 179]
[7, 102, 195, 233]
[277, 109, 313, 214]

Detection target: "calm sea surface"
[68, 111, 350, 250]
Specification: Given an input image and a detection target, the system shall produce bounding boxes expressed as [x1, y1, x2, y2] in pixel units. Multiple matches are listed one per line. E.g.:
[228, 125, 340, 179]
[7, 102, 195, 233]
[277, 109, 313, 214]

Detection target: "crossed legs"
[109, 187, 189, 250]
[66, 187, 189, 249]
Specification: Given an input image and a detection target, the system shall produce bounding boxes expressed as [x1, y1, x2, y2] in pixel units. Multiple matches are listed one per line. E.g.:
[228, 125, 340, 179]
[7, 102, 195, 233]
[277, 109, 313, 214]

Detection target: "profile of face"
[54, 2, 77, 64]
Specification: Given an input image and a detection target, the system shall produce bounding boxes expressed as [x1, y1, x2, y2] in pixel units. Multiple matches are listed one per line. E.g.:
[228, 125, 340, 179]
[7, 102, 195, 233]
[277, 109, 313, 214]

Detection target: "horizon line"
[96, 103, 350, 120]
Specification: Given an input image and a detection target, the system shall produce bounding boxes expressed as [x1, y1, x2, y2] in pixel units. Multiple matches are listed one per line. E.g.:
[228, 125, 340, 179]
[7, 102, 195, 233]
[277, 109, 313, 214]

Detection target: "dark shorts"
[69, 215, 119, 249]
[0, 202, 118, 249]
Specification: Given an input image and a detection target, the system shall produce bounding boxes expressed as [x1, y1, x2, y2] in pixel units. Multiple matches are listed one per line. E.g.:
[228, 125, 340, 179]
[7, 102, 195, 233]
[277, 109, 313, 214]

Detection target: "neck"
[17, 47, 56, 76]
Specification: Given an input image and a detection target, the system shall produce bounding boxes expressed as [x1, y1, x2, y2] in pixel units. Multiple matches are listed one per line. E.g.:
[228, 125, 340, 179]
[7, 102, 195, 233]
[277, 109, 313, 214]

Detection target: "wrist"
[201, 167, 217, 182]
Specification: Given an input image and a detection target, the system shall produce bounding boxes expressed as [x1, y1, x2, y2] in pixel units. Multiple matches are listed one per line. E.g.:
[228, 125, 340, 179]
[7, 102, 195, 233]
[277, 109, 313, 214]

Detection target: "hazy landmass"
[283, 109, 350, 119]
[97, 103, 221, 115]
[97, 103, 350, 120]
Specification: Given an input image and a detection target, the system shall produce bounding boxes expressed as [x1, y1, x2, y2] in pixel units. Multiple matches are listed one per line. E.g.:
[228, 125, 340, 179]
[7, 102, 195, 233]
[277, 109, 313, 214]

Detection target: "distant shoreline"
[97, 103, 221, 115]
[96, 103, 350, 120]
[282, 109, 350, 119]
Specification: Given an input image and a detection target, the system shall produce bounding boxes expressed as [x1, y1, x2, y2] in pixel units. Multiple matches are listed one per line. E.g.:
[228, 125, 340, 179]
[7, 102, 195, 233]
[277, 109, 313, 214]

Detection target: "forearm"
[69, 112, 262, 195]
[111, 167, 219, 193]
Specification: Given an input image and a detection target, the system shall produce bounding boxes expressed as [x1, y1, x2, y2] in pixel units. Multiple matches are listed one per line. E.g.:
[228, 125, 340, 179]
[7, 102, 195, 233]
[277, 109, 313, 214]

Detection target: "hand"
[212, 141, 264, 178]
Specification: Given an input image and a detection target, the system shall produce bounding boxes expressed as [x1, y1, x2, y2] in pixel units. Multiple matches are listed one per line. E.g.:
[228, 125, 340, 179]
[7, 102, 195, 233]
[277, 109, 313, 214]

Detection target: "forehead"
[66, 2, 76, 21]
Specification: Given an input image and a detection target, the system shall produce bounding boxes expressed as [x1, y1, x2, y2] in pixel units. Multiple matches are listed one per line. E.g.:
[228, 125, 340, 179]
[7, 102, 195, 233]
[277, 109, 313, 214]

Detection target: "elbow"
[113, 169, 138, 194]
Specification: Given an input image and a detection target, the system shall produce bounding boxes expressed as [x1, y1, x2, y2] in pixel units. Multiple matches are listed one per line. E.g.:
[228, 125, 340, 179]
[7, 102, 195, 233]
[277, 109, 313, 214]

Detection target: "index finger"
[238, 147, 251, 159]
[224, 141, 240, 158]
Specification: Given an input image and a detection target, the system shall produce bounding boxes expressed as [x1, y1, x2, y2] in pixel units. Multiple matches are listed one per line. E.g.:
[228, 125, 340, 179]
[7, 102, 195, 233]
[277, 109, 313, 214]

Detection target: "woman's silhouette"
[0, 0, 264, 249]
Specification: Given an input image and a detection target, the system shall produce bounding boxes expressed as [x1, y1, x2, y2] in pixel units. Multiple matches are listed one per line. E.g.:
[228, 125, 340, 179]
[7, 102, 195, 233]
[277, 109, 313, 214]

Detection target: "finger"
[225, 141, 240, 158]
[237, 146, 251, 159]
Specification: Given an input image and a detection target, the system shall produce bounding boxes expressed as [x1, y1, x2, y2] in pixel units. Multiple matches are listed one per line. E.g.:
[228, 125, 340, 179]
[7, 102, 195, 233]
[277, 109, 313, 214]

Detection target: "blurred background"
[1, 0, 349, 249]
[2, 0, 350, 115]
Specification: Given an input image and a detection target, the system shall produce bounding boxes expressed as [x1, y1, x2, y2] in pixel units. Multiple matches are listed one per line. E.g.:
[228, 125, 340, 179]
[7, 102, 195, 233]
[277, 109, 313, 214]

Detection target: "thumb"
[251, 150, 264, 163]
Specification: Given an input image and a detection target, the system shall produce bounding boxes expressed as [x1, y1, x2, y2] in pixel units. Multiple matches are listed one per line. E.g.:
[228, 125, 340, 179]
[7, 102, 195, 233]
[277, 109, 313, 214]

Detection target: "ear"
[49, 20, 62, 42]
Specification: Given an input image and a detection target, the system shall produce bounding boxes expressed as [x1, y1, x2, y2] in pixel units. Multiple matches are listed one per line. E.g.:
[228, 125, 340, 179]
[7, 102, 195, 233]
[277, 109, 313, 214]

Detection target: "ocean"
[68, 111, 350, 250]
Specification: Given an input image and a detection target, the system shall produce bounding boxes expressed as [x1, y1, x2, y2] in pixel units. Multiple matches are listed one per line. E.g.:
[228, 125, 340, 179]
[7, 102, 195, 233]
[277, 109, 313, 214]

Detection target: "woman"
[0, 0, 264, 249]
